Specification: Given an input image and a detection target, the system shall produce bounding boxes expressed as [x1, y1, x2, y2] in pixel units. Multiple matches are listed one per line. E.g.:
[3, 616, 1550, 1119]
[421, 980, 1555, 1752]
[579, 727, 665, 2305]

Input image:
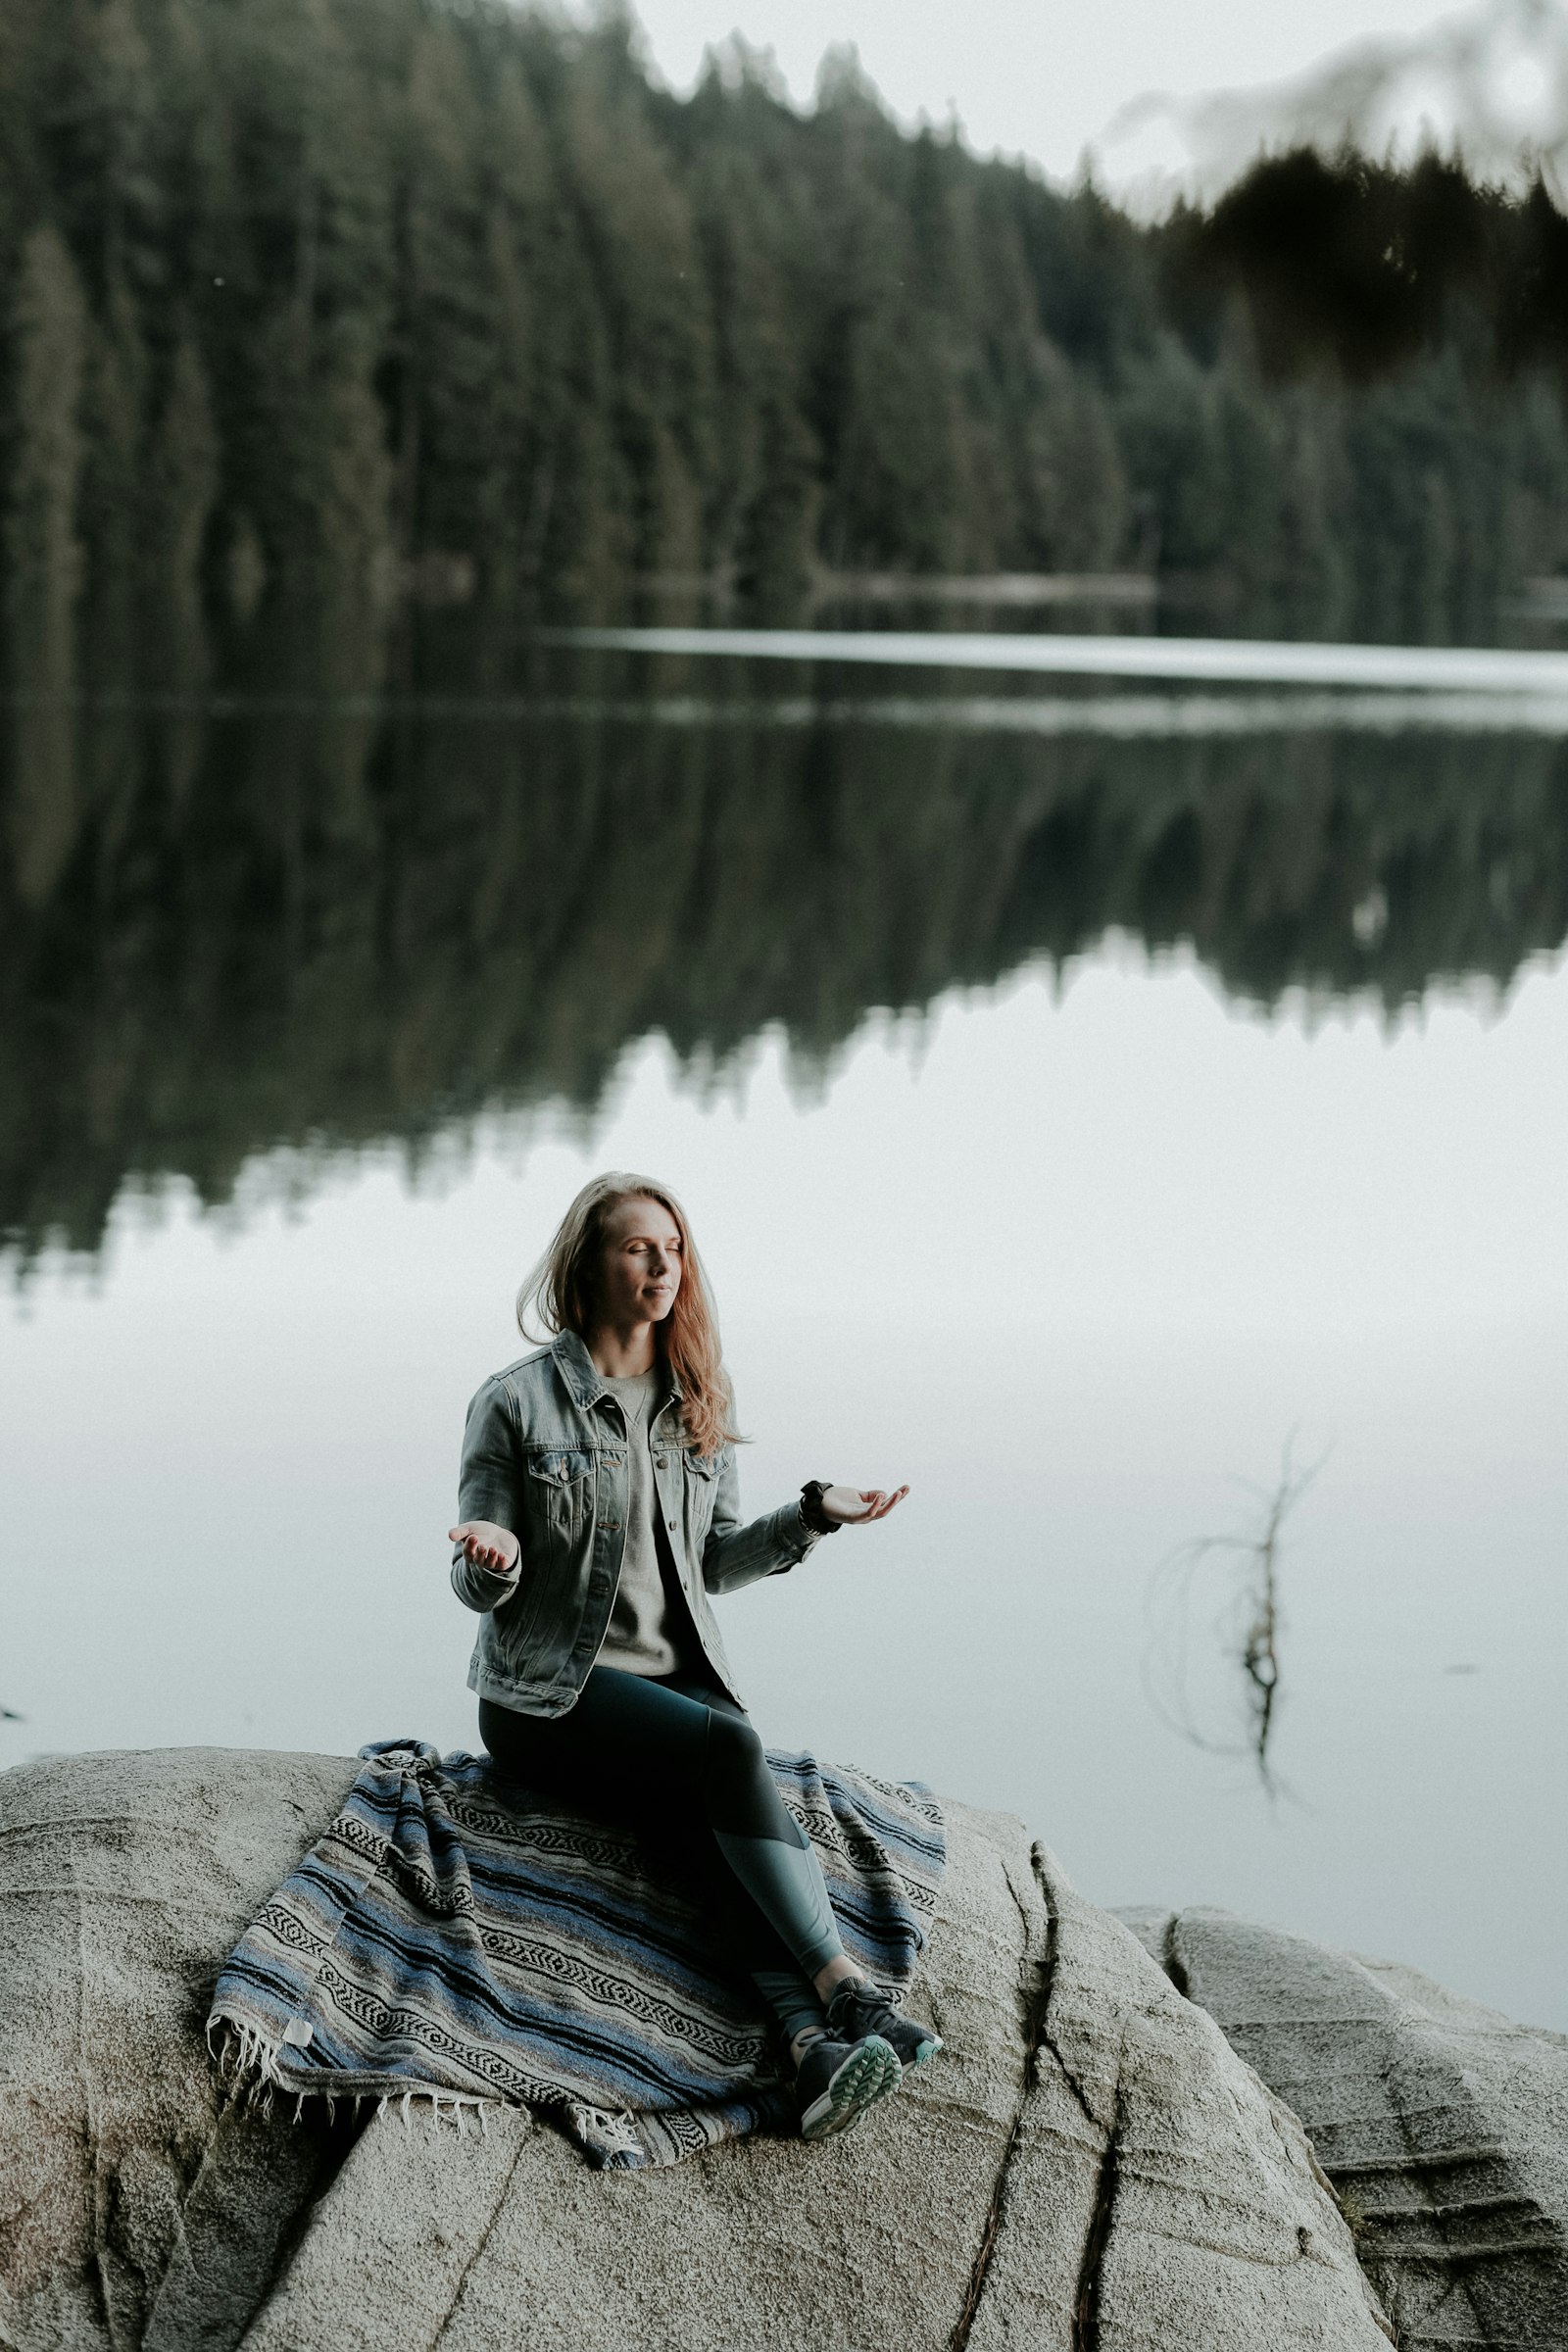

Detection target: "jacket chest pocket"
[523, 1449, 595, 1545]
[681, 1448, 721, 1539]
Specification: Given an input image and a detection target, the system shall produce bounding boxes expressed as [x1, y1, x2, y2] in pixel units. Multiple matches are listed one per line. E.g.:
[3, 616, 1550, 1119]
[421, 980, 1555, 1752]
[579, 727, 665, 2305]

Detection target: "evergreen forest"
[9, 0, 1568, 1263]
[8, 0, 1568, 714]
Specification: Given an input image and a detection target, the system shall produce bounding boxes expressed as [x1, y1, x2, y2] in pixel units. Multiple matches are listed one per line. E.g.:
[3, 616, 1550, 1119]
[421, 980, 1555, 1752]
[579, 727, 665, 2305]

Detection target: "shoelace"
[829, 1981, 893, 2032]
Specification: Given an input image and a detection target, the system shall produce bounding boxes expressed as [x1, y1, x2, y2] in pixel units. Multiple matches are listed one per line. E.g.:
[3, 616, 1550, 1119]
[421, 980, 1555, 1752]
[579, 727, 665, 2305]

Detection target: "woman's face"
[594, 1196, 684, 1328]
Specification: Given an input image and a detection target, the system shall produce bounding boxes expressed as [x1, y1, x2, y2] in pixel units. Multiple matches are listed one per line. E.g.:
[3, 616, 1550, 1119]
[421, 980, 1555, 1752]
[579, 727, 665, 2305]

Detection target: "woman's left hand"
[820, 1483, 909, 1526]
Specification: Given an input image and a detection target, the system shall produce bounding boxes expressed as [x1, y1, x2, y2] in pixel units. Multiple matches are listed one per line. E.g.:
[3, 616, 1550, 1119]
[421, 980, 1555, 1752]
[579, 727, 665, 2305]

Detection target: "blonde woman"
[448, 1171, 936, 2139]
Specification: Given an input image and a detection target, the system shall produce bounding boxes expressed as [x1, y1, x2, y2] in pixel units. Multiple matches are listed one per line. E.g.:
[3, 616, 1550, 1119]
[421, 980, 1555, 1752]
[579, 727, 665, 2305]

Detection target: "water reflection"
[1143, 1446, 1326, 1799]
[4, 652, 1567, 1263]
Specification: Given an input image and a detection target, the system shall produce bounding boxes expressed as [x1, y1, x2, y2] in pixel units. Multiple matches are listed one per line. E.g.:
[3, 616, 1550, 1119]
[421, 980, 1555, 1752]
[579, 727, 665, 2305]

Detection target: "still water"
[3, 641, 1565, 2030]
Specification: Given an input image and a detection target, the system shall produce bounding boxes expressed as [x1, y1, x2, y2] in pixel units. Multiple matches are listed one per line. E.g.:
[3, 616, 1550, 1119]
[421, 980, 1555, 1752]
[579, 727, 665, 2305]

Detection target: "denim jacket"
[451, 1330, 818, 1715]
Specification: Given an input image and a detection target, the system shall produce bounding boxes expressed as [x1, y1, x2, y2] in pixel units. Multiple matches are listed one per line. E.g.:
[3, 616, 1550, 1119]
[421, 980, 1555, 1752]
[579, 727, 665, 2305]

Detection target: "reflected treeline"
[4, 660, 1567, 1260]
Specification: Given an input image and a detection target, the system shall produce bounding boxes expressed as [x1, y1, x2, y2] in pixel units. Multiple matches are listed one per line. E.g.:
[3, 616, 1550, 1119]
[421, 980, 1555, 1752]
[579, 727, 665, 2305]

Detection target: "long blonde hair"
[516, 1172, 739, 1458]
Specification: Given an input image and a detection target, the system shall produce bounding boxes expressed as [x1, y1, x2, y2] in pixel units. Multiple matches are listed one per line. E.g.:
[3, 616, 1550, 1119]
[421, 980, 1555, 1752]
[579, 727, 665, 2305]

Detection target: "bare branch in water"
[1142, 1437, 1328, 1799]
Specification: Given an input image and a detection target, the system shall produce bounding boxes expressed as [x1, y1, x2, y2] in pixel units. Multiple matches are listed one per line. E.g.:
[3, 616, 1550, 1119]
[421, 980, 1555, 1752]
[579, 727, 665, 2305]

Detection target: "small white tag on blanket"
[281, 2017, 315, 2047]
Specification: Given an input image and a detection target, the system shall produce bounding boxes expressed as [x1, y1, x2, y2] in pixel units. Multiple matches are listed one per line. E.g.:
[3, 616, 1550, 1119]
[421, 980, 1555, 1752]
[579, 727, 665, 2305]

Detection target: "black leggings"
[478, 1665, 844, 2044]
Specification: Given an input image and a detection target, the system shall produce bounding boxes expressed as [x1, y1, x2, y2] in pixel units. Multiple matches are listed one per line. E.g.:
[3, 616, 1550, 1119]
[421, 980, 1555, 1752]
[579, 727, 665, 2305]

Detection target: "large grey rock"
[2, 1749, 1389, 2351]
[0, 1748, 361, 2352]
[1120, 1906, 1568, 2352]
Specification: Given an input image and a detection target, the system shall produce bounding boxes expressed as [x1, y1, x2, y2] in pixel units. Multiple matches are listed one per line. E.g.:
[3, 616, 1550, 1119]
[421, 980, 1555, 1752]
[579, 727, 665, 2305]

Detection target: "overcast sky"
[623, 0, 1475, 180]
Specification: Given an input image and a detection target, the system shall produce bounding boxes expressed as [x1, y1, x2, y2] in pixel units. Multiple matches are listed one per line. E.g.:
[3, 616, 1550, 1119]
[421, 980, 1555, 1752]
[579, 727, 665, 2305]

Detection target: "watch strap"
[800, 1480, 841, 1535]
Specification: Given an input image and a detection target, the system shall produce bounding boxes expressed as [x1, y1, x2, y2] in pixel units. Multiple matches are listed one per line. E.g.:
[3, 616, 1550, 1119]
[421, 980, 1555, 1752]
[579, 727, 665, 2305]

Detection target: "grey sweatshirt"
[597, 1370, 689, 1677]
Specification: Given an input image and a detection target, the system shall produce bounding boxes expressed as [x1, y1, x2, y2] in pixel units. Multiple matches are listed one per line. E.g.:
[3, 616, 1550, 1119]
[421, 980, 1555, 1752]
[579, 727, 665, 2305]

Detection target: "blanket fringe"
[207, 2014, 494, 2136]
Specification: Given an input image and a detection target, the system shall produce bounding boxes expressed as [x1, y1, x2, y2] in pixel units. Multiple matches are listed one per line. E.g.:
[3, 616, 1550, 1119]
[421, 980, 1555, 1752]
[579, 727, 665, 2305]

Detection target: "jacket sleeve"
[700, 1449, 819, 1596]
[451, 1377, 525, 1614]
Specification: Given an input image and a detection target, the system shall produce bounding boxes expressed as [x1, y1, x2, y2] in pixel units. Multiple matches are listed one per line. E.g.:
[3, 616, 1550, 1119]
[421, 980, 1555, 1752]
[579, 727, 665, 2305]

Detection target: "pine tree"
[5, 222, 88, 905]
[78, 280, 147, 690]
[145, 328, 220, 699]
[315, 348, 396, 828]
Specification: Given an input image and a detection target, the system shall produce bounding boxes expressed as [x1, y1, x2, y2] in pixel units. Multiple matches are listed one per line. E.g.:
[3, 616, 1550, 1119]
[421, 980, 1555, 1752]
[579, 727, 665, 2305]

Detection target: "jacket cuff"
[783, 1503, 820, 1564]
[452, 1544, 521, 1613]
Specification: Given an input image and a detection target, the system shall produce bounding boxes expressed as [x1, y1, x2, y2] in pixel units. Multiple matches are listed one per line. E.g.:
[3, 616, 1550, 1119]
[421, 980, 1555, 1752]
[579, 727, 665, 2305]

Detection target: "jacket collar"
[551, 1328, 683, 1412]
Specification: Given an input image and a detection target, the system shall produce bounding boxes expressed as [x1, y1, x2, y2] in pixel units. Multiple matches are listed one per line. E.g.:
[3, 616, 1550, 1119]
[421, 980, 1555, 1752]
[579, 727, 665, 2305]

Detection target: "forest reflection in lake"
[5, 647, 1568, 1264]
[2, 647, 1566, 2034]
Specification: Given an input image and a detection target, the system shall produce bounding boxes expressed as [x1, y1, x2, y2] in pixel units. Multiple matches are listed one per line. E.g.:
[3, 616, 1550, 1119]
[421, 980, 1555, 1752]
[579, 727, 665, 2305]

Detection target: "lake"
[3, 631, 1565, 2032]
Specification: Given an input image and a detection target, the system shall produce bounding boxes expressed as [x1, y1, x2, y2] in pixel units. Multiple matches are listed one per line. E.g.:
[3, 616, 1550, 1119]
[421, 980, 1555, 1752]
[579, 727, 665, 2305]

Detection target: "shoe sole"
[799, 2034, 902, 2139]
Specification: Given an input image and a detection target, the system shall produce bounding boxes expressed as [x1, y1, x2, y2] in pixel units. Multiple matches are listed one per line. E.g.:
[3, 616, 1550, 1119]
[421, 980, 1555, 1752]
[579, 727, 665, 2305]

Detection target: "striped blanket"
[209, 1739, 945, 2168]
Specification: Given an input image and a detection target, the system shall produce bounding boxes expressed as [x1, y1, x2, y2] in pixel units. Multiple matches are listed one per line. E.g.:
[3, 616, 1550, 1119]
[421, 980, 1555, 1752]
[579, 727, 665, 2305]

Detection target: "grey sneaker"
[824, 1978, 944, 2075]
[795, 2032, 901, 2139]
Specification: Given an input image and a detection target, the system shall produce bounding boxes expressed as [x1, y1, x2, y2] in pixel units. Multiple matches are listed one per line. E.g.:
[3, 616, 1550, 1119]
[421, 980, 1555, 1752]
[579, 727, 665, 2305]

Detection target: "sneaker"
[824, 1978, 944, 2075]
[795, 2032, 902, 2139]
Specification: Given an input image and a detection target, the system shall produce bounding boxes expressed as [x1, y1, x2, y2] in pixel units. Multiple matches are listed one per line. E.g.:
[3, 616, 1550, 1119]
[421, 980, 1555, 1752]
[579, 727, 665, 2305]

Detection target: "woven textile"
[208, 1739, 945, 2169]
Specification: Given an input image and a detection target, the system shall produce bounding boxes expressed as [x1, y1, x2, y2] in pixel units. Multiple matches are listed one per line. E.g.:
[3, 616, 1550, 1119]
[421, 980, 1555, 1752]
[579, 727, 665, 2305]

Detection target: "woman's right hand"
[449, 1521, 520, 1575]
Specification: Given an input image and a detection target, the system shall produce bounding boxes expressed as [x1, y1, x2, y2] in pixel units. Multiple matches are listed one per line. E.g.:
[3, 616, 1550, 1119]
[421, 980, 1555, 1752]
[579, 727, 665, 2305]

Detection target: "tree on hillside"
[2, 0, 1568, 672]
[5, 223, 88, 903]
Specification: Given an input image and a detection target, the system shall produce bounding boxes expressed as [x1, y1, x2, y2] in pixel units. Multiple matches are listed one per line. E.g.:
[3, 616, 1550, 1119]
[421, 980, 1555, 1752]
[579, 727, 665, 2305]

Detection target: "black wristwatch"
[799, 1481, 841, 1536]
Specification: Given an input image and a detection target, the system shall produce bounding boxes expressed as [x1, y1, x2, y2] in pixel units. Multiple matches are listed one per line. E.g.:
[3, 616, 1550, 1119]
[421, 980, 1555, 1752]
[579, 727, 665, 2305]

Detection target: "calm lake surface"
[3, 634, 1565, 2031]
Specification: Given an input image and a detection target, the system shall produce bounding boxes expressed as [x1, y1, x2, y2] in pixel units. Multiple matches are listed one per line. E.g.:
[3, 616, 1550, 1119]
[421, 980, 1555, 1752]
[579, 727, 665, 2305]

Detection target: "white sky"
[623, 0, 1466, 180]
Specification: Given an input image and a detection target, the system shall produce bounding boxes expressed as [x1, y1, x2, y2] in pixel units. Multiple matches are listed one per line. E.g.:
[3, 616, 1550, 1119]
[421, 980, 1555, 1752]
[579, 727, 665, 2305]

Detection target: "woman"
[448, 1170, 938, 2140]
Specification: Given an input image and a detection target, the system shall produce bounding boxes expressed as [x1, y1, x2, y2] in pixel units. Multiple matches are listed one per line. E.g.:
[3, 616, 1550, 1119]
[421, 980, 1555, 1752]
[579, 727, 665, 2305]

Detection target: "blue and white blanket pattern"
[209, 1739, 946, 2168]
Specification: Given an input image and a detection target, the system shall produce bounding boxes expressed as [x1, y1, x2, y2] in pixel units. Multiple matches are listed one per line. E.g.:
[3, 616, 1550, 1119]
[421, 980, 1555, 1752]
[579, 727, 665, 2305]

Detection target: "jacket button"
[667, 1519, 676, 1531]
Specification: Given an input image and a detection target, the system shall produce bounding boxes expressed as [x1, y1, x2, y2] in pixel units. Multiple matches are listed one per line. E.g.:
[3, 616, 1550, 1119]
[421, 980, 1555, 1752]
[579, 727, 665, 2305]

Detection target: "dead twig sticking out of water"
[1143, 1439, 1328, 1799]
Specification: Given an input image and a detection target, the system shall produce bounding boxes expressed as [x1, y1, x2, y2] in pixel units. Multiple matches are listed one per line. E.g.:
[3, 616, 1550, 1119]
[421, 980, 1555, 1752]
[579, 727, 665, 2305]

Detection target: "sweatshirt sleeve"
[450, 1377, 524, 1614]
